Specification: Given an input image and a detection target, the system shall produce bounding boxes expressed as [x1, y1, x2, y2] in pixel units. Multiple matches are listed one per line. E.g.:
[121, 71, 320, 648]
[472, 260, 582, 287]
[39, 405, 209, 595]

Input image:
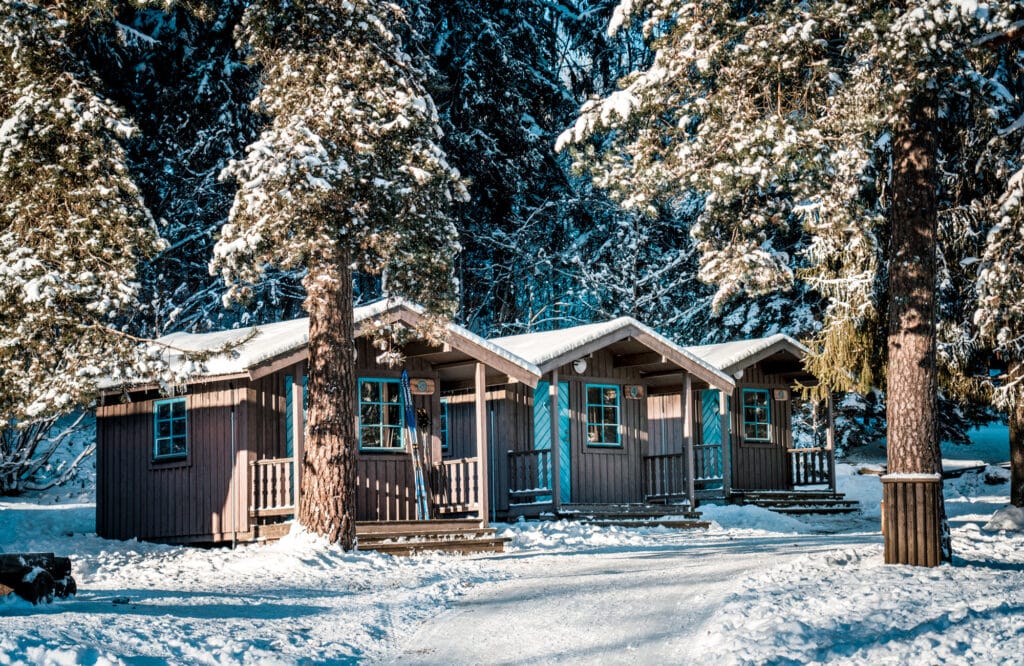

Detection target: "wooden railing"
[643, 453, 689, 501]
[788, 447, 831, 486]
[431, 457, 480, 513]
[250, 458, 295, 517]
[694, 444, 724, 482]
[508, 449, 552, 501]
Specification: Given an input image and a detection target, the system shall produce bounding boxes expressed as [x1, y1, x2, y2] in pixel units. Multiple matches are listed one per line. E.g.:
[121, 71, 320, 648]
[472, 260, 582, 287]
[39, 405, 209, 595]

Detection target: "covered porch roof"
[491, 318, 735, 392]
[685, 334, 812, 382]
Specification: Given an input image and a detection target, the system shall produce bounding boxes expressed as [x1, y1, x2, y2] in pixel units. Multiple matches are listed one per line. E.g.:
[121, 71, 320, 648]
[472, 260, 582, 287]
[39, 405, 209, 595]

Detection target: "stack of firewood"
[0, 553, 77, 604]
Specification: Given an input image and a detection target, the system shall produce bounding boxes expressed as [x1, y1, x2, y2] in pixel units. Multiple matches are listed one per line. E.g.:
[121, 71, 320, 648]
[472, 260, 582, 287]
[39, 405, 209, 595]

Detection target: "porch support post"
[826, 393, 837, 493]
[720, 390, 732, 497]
[683, 374, 695, 509]
[474, 362, 490, 525]
[292, 373, 305, 516]
[550, 368, 562, 512]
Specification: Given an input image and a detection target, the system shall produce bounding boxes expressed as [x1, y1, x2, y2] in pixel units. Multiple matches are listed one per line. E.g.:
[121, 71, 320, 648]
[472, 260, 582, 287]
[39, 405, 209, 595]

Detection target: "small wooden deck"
[545, 503, 710, 530]
[249, 518, 510, 555]
[730, 490, 858, 515]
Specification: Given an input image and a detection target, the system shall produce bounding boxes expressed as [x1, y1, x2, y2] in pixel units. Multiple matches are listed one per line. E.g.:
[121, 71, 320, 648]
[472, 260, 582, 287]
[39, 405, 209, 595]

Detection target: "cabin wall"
[351, 337, 439, 521]
[96, 381, 248, 543]
[253, 341, 444, 522]
[726, 363, 794, 491]
[551, 348, 648, 504]
[474, 385, 532, 514]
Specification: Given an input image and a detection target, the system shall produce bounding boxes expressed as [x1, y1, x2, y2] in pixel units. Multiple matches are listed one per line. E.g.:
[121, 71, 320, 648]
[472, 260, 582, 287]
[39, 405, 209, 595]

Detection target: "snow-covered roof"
[491, 317, 735, 390]
[106, 298, 540, 389]
[493, 318, 635, 367]
[685, 334, 808, 376]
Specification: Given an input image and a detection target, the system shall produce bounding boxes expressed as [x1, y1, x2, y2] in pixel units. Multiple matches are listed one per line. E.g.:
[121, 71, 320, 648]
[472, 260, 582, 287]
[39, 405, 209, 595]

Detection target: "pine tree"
[214, 0, 463, 549]
[0, 1, 165, 421]
[559, 0, 1022, 564]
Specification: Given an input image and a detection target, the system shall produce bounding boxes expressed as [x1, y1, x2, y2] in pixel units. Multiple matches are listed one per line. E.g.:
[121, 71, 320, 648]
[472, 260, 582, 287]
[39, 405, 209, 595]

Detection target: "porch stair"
[356, 519, 510, 556]
[730, 491, 859, 515]
[552, 503, 710, 530]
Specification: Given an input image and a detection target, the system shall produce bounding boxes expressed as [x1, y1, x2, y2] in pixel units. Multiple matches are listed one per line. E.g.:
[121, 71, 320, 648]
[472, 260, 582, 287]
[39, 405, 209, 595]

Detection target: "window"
[153, 398, 187, 460]
[439, 398, 449, 451]
[585, 384, 621, 447]
[742, 389, 771, 441]
[358, 378, 404, 450]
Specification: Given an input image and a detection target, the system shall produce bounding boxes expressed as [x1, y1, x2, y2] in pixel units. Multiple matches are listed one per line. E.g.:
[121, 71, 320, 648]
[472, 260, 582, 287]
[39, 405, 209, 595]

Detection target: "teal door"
[533, 381, 571, 503]
[699, 389, 725, 484]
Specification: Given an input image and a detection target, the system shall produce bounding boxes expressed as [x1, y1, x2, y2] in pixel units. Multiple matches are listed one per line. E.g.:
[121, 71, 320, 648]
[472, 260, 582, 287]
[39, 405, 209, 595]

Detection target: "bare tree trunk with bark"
[1010, 364, 1024, 508]
[298, 244, 357, 550]
[885, 91, 951, 563]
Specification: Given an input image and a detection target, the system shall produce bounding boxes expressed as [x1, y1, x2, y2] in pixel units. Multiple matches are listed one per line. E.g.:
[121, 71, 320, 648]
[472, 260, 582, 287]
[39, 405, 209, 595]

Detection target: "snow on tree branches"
[0, 1, 167, 420]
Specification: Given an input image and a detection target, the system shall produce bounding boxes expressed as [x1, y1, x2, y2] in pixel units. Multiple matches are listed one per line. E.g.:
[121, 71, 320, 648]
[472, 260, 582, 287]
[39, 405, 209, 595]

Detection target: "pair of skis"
[400, 370, 431, 520]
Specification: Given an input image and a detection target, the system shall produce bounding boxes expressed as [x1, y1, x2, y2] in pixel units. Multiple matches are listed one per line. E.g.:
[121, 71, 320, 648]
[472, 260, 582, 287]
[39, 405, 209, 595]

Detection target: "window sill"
[150, 456, 191, 470]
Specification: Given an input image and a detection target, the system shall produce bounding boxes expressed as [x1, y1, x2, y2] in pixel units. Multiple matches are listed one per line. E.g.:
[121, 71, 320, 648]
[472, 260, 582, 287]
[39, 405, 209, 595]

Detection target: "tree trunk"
[1010, 365, 1024, 508]
[298, 245, 357, 550]
[885, 90, 950, 564]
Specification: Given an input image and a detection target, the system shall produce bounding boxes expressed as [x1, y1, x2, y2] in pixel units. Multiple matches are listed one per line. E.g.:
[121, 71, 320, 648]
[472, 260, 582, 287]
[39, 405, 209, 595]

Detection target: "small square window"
[153, 397, 187, 460]
[742, 389, 771, 442]
[585, 384, 621, 447]
[358, 378, 405, 450]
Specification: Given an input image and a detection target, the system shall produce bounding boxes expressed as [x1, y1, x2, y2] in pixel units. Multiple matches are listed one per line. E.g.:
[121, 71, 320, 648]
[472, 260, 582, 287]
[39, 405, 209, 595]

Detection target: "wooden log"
[881, 475, 942, 567]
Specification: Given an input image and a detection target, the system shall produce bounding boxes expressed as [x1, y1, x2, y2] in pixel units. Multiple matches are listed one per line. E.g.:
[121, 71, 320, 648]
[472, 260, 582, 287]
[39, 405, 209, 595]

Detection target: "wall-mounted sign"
[410, 378, 435, 395]
[773, 388, 790, 401]
[624, 384, 646, 400]
[572, 358, 588, 374]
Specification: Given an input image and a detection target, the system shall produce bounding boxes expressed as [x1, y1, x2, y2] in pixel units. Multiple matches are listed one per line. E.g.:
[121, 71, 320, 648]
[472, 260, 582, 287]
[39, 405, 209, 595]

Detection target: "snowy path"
[379, 530, 880, 664]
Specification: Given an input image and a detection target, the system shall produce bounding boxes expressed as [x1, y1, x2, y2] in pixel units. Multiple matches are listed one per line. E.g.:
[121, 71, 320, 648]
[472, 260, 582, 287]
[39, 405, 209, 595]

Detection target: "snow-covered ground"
[2, 429, 1021, 665]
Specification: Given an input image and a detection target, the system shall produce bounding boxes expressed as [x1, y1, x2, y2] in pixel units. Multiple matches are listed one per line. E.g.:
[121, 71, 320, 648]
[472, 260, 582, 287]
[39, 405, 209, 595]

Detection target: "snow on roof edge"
[100, 297, 540, 390]
[685, 334, 809, 375]
[491, 317, 735, 388]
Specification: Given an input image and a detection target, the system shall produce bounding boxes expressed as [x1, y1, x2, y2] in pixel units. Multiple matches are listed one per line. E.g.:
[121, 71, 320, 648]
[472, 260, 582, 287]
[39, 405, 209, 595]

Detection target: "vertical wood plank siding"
[473, 348, 658, 509]
[97, 332, 471, 542]
[351, 337, 438, 521]
[96, 382, 247, 543]
[725, 364, 793, 491]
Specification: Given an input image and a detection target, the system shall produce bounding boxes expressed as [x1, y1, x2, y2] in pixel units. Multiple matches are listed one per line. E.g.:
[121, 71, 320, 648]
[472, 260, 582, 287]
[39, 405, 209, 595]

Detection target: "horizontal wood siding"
[96, 383, 247, 542]
[728, 363, 794, 491]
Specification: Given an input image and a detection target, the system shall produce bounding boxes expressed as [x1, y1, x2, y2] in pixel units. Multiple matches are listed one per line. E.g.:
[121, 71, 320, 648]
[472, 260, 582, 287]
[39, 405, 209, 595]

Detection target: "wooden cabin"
[460, 325, 838, 518]
[94, 299, 540, 545]
[682, 334, 837, 496]
[466, 318, 738, 518]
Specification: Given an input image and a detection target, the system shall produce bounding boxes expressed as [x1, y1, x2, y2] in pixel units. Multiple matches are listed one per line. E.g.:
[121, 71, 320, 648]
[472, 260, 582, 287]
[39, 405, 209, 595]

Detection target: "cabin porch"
[248, 454, 489, 526]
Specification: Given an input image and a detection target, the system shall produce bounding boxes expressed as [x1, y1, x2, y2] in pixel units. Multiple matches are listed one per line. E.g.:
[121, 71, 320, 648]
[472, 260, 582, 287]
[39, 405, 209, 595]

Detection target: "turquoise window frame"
[585, 384, 621, 448]
[358, 378, 405, 451]
[153, 397, 188, 460]
[439, 397, 449, 451]
[742, 389, 771, 442]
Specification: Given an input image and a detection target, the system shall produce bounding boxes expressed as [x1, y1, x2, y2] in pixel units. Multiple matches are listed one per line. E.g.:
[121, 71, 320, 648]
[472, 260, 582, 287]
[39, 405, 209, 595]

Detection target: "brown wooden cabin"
[460, 326, 838, 518]
[465, 318, 738, 518]
[683, 334, 837, 497]
[94, 299, 540, 545]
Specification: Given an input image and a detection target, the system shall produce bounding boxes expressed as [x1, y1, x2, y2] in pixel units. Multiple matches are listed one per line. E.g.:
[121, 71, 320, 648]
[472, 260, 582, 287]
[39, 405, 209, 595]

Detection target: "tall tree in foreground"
[213, 0, 464, 549]
[559, 0, 1021, 563]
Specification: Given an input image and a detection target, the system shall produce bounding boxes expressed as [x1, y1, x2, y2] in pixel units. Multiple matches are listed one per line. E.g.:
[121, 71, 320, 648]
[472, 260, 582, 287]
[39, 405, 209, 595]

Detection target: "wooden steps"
[731, 491, 859, 515]
[582, 519, 711, 529]
[356, 519, 510, 556]
[248, 518, 511, 555]
[552, 503, 708, 530]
